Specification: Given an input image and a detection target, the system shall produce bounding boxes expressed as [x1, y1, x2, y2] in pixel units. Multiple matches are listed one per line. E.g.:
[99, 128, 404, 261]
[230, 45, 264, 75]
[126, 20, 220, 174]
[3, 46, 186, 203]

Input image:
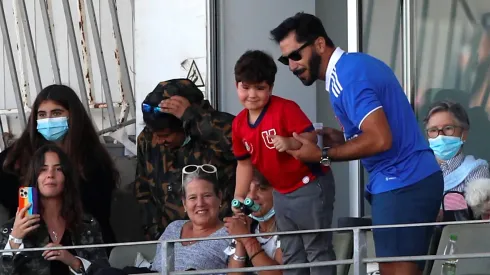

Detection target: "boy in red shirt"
[231, 50, 336, 275]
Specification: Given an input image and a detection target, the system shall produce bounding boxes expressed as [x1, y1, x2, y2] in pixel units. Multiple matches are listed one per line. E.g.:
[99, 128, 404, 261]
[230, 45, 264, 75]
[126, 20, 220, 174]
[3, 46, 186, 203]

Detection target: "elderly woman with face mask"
[424, 100, 489, 195]
[224, 169, 282, 275]
[151, 164, 231, 274]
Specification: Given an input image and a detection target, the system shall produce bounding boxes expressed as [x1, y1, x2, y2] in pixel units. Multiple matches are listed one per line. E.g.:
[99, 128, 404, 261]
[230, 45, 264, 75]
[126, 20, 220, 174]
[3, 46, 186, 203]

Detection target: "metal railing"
[1, 219, 489, 274]
[161, 219, 490, 275]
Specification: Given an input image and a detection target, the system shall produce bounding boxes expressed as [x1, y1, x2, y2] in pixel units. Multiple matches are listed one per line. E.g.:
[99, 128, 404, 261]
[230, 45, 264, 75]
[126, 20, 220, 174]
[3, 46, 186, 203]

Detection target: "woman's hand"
[42, 243, 81, 270]
[224, 215, 252, 243]
[11, 204, 40, 240]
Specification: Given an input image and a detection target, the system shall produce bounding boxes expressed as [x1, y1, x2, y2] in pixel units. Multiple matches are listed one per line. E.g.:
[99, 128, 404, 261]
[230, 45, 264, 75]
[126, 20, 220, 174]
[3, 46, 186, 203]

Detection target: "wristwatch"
[320, 147, 331, 166]
[8, 235, 22, 244]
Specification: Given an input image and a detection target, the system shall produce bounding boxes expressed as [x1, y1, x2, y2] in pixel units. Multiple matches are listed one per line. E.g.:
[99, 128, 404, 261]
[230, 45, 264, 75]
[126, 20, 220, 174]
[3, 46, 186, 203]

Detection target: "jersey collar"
[325, 47, 345, 92]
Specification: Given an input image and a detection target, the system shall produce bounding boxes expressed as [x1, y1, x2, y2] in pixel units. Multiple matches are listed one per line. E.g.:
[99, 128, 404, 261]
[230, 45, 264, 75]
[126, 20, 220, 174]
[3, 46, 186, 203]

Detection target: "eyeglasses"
[426, 125, 461, 138]
[182, 164, 218, 185]
[141, 103, 162, 114]
[278, 41, 312, 66]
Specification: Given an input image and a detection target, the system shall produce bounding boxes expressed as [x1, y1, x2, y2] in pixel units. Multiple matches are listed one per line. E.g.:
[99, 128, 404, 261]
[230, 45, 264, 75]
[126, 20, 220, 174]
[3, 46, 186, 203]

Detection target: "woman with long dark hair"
[0, 144, 108, 275]
[0, 84, 119, 244]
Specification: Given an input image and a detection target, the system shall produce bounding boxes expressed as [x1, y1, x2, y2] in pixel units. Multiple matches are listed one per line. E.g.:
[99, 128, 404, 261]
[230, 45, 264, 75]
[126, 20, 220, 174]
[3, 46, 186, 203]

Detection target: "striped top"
[441, 153, 490, 193]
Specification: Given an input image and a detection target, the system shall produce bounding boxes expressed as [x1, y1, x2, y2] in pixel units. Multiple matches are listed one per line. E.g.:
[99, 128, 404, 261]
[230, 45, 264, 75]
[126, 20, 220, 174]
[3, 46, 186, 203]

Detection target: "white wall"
[0, 0, 135, 137]
[217, 0, 317, 120]
[315, 0, 354, 224]
[134, 0, 207, 135]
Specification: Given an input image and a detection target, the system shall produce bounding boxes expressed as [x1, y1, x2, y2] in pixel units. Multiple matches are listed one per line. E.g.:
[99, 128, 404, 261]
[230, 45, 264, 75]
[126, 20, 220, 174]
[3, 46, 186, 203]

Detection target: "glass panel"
[414, 0, 490, 163]
[361, 0, 402, 216]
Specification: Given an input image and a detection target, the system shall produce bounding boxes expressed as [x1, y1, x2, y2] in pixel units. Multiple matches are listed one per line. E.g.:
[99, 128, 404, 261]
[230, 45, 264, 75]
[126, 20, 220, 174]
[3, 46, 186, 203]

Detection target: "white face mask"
[249, 208, 275, 222]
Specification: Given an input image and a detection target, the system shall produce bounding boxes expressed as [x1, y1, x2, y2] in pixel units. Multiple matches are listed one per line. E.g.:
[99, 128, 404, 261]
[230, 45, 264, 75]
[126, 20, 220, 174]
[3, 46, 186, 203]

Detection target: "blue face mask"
[37, 117, 69, 141]
[249, 208, 275, 222]
[429, 135, 464, 161]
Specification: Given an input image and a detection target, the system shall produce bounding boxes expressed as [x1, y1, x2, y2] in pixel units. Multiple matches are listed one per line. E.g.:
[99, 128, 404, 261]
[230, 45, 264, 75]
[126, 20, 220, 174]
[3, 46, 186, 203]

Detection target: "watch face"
[320, 158, 330, 166]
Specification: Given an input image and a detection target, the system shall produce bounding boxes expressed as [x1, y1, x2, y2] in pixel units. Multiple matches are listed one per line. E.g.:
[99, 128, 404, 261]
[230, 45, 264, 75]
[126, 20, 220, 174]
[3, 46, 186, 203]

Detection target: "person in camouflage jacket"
[135, 78, 236, 240]
[0, 214, 108, 275]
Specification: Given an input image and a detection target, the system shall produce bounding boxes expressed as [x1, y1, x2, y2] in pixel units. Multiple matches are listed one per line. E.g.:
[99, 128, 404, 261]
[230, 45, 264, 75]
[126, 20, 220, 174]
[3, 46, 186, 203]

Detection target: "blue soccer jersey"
[326, 48, 440, 194]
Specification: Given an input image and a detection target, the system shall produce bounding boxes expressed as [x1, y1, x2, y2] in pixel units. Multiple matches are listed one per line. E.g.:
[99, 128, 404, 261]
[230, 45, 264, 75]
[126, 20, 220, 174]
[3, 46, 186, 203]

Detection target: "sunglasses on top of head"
[278, 40, 313, 66]
[181, 164, 218, 186]
[141, 103, 162, 114]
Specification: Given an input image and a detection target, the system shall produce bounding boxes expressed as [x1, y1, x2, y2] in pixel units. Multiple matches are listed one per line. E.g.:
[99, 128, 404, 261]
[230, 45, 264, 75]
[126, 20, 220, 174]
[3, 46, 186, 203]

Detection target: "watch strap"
[321, 147, 331, 159]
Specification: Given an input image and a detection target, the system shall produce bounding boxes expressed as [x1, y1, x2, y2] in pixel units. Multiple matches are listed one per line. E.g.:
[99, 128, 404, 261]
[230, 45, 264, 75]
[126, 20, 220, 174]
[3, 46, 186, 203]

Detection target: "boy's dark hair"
[234, 50, 277, 86]
[270, 12, 334, 47]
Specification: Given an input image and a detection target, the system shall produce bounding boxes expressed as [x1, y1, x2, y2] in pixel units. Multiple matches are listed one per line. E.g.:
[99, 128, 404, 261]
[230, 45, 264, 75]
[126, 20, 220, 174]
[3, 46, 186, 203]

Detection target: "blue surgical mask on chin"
[249, 208, 275, 222]
[429, 135, 464, 161]
[37, 117, 69, 141]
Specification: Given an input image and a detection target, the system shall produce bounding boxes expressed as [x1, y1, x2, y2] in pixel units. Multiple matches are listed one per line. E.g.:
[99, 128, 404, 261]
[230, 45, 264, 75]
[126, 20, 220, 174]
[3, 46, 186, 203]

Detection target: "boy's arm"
[234, 158, 253, 201]
[231, 118, 253, 202]
[272, 100, 317, 152]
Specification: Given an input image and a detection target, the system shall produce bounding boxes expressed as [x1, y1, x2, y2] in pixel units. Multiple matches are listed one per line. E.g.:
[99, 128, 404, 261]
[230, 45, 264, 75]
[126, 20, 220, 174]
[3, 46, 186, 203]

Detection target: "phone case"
[18, 187, 38, 216]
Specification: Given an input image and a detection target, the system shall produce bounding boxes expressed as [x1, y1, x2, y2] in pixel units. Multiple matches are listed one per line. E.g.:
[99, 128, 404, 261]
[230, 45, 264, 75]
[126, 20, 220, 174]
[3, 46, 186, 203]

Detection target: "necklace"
[182, 240, 197, 246]
[50, 230, 59, 242]
[259, 220, 276, 234]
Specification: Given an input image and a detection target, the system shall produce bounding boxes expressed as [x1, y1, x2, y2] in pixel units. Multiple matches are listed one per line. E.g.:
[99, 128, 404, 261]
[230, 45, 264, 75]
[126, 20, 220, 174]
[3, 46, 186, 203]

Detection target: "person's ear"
[315, 37, 327, 54]
[218, 191, 223, 206]
[462, 130, 468, 142]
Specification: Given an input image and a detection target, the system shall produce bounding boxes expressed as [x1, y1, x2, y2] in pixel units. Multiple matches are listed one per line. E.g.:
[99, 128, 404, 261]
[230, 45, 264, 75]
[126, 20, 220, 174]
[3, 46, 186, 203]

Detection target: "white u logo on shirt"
[261, 129, 277, 149]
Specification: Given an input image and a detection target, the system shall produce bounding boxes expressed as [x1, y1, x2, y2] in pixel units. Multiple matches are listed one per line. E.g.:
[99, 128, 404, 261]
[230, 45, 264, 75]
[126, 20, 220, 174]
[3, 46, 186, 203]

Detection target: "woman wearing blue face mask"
[424, 100, 489, 195]
[224, 169, 283, 275]
[0, 84, 119, 246]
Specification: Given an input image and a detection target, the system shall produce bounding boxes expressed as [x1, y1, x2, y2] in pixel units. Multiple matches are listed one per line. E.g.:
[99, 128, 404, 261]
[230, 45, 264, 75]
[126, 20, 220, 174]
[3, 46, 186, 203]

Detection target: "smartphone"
[18, 187, 38, 216]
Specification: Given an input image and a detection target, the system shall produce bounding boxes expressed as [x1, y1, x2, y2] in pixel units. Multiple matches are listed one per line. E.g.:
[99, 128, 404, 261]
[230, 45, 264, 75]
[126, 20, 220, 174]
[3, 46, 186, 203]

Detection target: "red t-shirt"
[232, 96, 325, 194]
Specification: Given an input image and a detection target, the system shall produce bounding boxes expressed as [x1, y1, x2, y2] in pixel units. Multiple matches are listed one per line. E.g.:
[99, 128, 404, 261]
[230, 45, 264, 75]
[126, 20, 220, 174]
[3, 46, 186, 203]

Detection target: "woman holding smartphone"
[0, 144, 108, 275]
[0, 84, 119, 245]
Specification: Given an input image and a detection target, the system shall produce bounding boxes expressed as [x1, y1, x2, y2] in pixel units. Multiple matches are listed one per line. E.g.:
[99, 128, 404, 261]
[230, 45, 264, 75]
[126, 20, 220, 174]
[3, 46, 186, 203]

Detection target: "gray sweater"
[152, 220, 230, 274]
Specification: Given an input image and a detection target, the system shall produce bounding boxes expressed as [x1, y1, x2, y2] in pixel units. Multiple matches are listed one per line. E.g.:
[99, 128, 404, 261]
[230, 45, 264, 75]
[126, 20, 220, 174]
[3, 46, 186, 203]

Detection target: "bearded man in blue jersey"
[271, 12, 443, 275]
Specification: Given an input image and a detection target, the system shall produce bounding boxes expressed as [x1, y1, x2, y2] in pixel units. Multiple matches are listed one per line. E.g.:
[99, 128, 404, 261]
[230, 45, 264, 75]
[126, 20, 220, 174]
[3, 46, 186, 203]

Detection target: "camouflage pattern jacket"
[0, 214, 108, 275]
[135, 95, 236, 240]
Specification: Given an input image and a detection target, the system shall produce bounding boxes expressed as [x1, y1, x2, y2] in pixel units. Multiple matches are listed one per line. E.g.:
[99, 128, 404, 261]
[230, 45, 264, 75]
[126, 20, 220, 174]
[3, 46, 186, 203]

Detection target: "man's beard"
[297, 52, 321, 86]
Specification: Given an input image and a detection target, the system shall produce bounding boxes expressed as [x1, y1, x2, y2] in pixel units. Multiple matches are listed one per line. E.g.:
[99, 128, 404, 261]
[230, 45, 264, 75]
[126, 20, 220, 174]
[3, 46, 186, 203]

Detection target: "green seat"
[333, 232, 354, 275]
[109, 243, 157, 269]
[429, 223, 490, 275]
[347, 230, 377, 275]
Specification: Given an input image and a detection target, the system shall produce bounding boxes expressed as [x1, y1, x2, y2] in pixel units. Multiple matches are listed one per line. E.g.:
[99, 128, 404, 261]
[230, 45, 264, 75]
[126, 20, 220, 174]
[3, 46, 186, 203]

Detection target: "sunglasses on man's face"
[278, 41, 312, 66]
[141, 103, 162, 114]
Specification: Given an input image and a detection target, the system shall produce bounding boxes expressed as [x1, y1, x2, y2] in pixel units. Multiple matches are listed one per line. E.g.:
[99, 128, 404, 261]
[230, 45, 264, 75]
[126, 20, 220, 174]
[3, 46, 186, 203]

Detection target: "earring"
[184, 209, 187, 212]
[219, 204, 222, 208]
